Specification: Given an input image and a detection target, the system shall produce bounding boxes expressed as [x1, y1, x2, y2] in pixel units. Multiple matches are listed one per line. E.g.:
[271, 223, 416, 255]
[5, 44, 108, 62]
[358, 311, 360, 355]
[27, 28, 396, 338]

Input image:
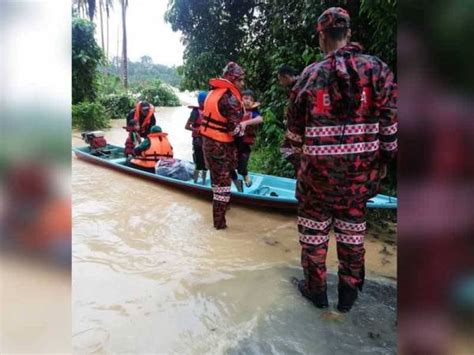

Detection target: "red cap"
[316, 7, 350, 32]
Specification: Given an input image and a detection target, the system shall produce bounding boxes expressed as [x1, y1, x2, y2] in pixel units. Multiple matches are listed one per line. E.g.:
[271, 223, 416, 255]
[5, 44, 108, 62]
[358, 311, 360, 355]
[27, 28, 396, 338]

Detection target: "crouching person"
[128, 125, 173, 173]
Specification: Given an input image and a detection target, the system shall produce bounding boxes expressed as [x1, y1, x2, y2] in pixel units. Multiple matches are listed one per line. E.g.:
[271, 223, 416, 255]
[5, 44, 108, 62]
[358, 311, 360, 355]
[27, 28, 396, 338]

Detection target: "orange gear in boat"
[131, 132, 174, 169]
[133, 101, 155, 136]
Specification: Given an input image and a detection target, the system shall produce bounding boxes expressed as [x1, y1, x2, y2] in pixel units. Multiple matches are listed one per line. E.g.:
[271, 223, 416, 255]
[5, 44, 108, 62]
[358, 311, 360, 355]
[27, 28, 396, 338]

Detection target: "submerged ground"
[72, 97, 397, 354]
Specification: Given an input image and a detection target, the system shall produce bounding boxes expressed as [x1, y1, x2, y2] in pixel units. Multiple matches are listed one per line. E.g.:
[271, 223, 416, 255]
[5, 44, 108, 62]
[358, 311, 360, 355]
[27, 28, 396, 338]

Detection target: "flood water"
[72, 95, 397, 354]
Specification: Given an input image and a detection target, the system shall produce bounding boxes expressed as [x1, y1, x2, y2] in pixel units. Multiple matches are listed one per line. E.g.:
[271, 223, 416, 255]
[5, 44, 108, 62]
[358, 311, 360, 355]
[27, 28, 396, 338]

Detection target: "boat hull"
[73, 145, 397, 211]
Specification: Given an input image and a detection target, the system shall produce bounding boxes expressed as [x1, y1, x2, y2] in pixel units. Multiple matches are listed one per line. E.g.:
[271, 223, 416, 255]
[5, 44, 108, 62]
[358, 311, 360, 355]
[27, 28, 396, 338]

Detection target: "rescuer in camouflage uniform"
[200, 62, 245, 229]
[282, 7, 397, 312]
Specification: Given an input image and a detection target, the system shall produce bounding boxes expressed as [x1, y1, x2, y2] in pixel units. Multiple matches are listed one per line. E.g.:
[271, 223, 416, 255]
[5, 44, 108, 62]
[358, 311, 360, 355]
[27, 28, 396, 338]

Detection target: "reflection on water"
[73, 101, 397, 354]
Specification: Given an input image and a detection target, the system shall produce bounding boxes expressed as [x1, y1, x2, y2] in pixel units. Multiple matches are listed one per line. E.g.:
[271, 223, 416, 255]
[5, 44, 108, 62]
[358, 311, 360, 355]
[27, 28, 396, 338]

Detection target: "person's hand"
[239, 121, 248, 131]
[380, 164, 388, 179]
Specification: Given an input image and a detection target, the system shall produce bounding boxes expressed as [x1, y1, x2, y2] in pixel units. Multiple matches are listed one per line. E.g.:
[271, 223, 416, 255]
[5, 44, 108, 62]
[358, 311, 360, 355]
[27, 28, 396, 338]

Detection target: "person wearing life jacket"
[126, 101, 156, 139]
[282, 8, 397, 312]
[199, 62, 245, 230]
[129, 125, 174, 173]
[123, 120, 142, 158]
[185, 91, 208, 184]
[235, 89, 263, 187]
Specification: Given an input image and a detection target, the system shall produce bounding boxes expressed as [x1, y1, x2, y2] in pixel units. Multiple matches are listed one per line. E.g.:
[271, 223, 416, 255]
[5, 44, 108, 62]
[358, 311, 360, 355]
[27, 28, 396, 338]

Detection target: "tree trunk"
[121, 0, 128, 89]
[99, 0, 105, 51]
[106, 1, 110, 61]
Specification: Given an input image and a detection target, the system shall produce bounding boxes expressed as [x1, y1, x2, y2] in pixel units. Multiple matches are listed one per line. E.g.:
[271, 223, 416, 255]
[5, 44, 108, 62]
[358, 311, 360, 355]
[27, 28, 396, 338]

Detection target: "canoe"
[73, 144, 397, 210]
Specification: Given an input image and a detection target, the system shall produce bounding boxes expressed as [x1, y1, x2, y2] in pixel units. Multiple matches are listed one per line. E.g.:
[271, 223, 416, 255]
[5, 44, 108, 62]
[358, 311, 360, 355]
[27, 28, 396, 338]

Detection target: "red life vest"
[133, 101, 155, 136]
[199, 78, 243, 143]
[187, 106, 204, 138]
[242, 110, 257, 145]
[131, 132, 174, 169]
[123, 129, 141, 156]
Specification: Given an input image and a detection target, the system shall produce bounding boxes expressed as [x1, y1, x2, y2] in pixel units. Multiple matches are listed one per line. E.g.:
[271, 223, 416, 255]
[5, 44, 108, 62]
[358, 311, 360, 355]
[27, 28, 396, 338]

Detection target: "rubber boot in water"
[193, 170, 200, 183]
[233, 179, 244, 192]
[201, 170, 207, 185]
[292, 277, 329, 309]
[337, 284, 358, 313]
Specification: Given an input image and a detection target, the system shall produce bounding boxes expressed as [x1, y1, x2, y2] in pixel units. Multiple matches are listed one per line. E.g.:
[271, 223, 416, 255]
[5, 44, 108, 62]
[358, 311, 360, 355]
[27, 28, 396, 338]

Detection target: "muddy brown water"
[72, 101, 397, 354]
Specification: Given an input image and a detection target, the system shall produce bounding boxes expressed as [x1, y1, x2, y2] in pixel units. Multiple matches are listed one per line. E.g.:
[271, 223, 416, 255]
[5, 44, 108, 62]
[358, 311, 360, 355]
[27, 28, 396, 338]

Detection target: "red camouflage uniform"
[282, 42, 397, 298]
[202, 62, 244, 229]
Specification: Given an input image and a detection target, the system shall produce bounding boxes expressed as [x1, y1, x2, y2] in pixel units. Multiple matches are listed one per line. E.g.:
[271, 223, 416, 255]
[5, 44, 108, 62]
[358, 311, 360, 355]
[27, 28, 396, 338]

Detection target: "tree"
[72, 17, 104, 104]
[73, 0, 97, 21]
[166, 0, 397, 188]
[105, 0, 113, 60]
[165, 0, 258, 90]
[120, 0, 129, 89]
[98, 0, 105, 50]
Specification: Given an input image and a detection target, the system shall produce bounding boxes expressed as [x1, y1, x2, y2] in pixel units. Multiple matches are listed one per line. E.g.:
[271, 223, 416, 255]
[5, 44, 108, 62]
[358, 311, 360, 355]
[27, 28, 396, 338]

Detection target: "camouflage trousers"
[203, 137, 237, 229]
[298, 193, 366, 293]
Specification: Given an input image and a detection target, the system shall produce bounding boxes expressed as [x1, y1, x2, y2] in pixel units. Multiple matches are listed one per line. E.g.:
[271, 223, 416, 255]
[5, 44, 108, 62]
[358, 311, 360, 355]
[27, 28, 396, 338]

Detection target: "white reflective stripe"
[298, 216, 332, 230]
[335, 233, 364, 245]
[334, 219, 366, 232]
[305, 123, 379, 137]
[285, 130, 303, 143]
[380, 123, 398, 135]
[299, 233, 329, 245]
[213, 194, 230, 202]
[280, 147, 302, 158]
[303, 141, 379, 156]
[380, 140, 398, 151]
[212, 186, 231, 193]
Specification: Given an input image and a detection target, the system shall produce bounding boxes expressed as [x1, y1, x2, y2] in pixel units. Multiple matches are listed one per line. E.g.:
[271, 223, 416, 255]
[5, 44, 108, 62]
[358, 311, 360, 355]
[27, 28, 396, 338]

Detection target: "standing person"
[126, 101, 156, 139]
[282, 7, 397, 312]
[185, 91, 208, 184]
[277, 64, 299, 89]
[200, 62, 245, 230]
[236, 89, 263, 187]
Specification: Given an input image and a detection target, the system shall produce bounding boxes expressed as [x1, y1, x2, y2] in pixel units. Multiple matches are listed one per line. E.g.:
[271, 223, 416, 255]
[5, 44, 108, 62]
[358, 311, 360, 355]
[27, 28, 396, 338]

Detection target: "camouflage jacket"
[282, 43, 397, 200]
[219, 90, 244, 136]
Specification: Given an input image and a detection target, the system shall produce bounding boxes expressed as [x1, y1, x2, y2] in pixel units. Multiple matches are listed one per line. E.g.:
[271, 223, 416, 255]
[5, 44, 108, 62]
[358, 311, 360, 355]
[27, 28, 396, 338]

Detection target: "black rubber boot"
[193, 170, 200, 183]
[233, 179, 244, 192]
[337, 284, 358, 313]
[296, 279, 329, 309]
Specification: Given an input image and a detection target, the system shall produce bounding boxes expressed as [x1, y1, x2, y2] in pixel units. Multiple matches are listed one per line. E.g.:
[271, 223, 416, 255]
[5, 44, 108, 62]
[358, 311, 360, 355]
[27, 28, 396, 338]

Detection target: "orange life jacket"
[131, 132, 174, 168]
[199, 78, 243, 143]
[134, 102, 155, 136]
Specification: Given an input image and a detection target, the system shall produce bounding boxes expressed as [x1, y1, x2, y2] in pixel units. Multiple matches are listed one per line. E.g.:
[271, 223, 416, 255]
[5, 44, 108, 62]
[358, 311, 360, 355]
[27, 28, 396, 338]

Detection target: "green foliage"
[133, 80, 180, 107]
[72, 17, 104, 104]
[72, 101, 110, 130]
[98, 73, 124, 96]
[165, 0, 257, 90]
[166, 0, 397, 195]
[360, 0, 397, 72]
[99, 93, 135, 119]
[106, 56, 182, 87]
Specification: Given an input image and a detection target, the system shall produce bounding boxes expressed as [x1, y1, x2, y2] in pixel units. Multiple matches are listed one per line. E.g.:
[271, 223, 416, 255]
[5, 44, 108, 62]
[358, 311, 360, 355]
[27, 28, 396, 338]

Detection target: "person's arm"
[375, 61, 398, 171]
[149, 114, 156, 131]
[219, 91, 244, 136]
[126, 110, 134, 125]
[280, 87, 307, 170]
[133, 138, 150, 155]
[185, 108, 198, 131]
[241, 115, 263, 129]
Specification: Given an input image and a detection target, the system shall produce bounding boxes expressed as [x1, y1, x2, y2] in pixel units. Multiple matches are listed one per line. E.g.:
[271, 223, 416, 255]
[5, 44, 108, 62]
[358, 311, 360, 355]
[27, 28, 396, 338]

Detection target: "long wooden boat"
[73, 144, 397, 210]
